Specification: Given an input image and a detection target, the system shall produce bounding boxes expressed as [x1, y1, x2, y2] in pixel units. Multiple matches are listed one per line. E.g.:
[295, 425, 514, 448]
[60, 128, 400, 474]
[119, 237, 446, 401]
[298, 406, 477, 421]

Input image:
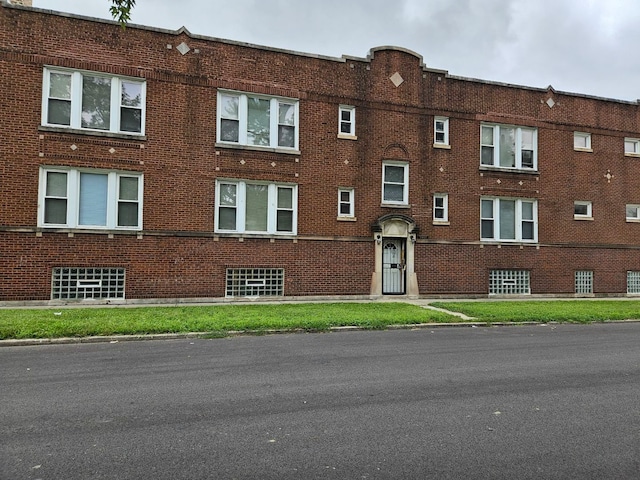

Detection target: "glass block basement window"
[226, 268, 284, 297]
[627, 271, 640, 294]
[489, 270, 530, 295]
[575, 270, 593, 294]
[52, 267, 125, 300]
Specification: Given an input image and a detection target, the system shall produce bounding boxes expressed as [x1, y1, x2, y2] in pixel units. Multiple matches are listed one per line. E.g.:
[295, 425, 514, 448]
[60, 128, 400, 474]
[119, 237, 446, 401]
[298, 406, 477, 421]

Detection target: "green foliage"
[432, 300, 640, 323]
[109, 0, 136, 27]
[0, 303, 453, 340]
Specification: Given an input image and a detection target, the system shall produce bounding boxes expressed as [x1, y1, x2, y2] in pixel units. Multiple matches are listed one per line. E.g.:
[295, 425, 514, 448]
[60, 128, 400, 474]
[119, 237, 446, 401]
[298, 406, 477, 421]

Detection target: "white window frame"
[215, 179, 298, 235]
[480, 124, 537, 171]
[480, 197, 537, 243]
[574, 132, 592, 151]
[624, 138, 640, 157]
[41, 67, 146, 135]
[338, 105, 356, 138]
[434, 116, 449, 147]
[626, 204, 640, 222]
[216, 90, 299, 151]
[337, 188, 355, 218]
[382, 161, 409, 206]
[433, 193, 449, 223]
[574, 201, 593, 220]
[38, 167, 143, 230]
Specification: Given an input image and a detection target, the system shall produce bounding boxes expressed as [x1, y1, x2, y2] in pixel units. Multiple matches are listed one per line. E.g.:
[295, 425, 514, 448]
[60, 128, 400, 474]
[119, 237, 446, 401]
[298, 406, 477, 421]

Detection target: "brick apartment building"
[3, 1, 640, 303]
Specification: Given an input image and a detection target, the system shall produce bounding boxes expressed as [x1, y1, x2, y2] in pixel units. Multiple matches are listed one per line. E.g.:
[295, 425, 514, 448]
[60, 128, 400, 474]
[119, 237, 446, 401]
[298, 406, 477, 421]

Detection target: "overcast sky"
[33, 0, 640, 102]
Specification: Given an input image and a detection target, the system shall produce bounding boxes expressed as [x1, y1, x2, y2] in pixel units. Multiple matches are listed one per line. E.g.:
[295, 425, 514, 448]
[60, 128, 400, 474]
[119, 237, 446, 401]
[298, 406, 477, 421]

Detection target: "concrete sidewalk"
[2, 293, 634, 309]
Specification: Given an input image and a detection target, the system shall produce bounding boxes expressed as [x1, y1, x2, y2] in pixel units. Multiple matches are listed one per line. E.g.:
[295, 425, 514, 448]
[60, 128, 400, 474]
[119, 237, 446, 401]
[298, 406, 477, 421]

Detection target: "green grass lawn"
[3, 300, 640, 341]
[432, 300, 640, 323]
[0, 303, 454, 340]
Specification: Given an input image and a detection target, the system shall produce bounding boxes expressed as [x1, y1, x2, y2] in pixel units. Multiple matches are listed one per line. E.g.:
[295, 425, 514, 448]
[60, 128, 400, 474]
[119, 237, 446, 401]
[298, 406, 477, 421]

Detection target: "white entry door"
[382, 238, 405, 294]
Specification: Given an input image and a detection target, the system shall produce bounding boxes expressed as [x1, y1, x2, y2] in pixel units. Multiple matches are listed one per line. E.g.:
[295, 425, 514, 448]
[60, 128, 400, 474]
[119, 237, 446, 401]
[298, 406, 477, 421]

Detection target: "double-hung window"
[382, 162, 409, 205]
[481, 124, 536, 170]
[481, 197, 537, 242]
[42, 67, 145, 134]
[39, 167, 143, 230]
[216, 180, 297, 235]
[338, 188, 355, 218]
[433, 193, 448, 223]
[217, 91, 299, 150]
[434, 117, 449, 146]
[338, 105, 356, 137]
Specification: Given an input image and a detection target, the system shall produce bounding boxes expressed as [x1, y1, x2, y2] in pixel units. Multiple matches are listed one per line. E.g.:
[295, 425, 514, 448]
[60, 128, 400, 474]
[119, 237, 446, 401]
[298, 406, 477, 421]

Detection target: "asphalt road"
[1, 324, 639, 479]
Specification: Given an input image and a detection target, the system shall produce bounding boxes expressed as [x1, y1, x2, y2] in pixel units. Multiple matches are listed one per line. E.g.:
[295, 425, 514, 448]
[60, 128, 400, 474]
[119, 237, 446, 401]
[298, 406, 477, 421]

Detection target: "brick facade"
[3, 2, 640, 303]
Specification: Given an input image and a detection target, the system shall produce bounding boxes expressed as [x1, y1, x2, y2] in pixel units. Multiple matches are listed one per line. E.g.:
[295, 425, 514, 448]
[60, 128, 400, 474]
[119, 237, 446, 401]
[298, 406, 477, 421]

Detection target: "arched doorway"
[371, 214, 419, 297]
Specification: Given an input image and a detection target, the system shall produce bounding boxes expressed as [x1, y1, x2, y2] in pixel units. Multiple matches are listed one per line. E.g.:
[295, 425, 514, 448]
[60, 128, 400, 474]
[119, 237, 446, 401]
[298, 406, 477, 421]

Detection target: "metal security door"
[382, 238, 405, 294]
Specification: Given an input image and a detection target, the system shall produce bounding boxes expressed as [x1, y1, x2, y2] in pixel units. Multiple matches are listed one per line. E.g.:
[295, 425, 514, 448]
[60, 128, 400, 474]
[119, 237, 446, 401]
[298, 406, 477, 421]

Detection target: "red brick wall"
[3, 232, 640, 300]
[3, 4, 640, 301]
[0, 233, 373, 300]
[416, 243, 640, 295]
